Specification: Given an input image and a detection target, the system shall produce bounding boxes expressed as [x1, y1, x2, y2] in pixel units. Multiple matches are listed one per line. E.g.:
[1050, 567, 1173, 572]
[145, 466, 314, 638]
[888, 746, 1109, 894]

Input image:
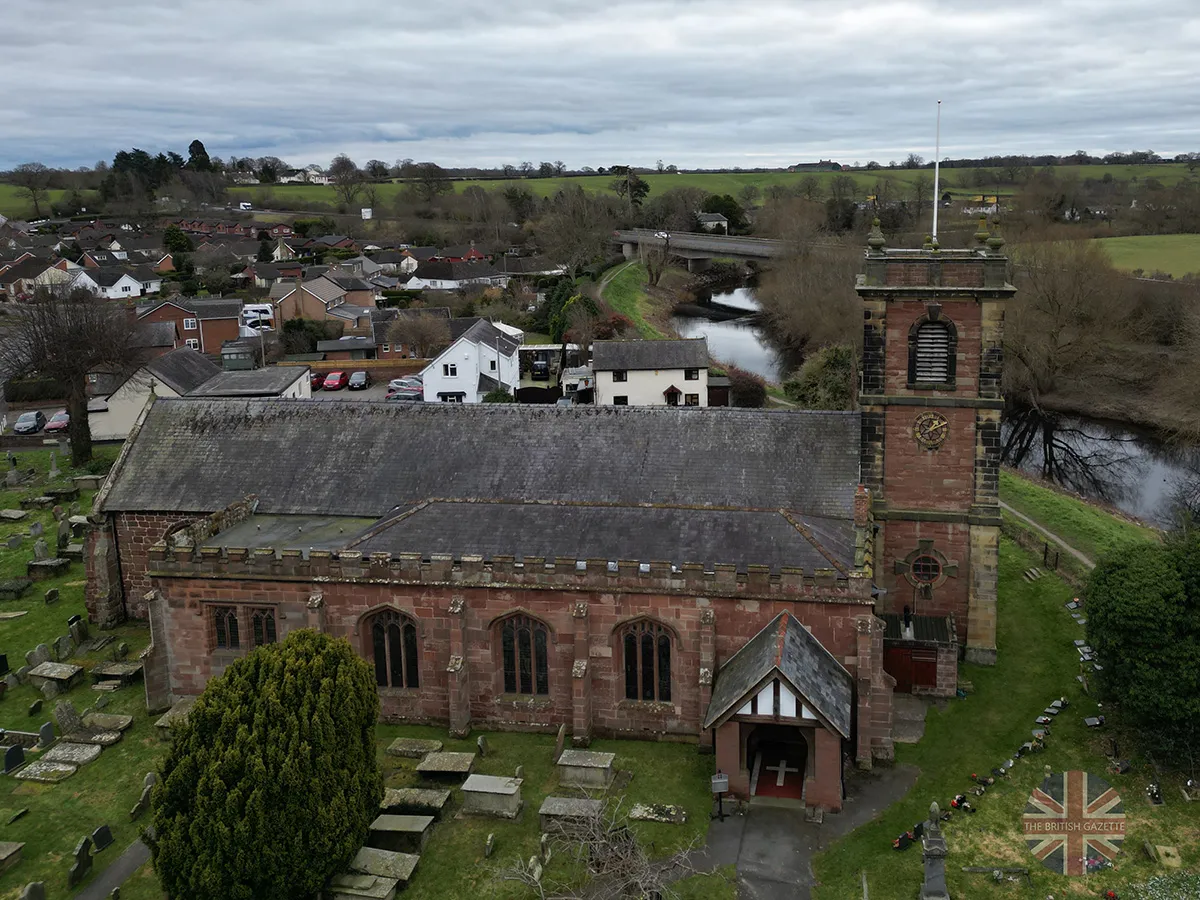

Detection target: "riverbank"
[598, 262, 692, 339]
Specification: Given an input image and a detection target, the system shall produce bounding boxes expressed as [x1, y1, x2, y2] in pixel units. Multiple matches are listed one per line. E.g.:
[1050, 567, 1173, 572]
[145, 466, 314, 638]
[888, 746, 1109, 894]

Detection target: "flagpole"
[932, 100, 942, 241]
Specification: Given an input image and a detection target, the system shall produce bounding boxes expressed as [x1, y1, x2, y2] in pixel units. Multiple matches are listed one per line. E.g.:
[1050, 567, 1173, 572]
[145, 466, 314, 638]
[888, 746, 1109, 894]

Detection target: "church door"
[747, 723, 808, 801]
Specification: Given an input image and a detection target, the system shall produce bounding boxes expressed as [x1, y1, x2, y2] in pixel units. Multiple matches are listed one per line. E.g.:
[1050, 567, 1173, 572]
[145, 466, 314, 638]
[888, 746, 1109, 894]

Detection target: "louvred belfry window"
[914, 321, 952, 383]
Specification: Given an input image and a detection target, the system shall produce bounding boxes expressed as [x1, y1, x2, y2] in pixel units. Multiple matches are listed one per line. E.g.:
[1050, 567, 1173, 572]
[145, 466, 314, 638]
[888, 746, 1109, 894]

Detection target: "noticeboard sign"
[711, 773, 729, 794]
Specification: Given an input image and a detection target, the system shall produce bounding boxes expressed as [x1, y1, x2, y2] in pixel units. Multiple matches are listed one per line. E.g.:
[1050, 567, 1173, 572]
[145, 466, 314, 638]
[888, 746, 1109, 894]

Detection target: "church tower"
[857, 220, 1015, 664]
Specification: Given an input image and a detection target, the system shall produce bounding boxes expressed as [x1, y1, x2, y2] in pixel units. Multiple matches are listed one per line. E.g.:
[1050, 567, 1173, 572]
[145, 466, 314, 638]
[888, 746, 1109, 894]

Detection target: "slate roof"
[185, 298, 243, 320]
[697, 212, 729, 224]
[702, 611, 853, 736]
[411, 261, 500, 282]
[142, 348, 223, 396]
[0, 256, 53, 284]
[352, 501, 851, 572]
[879, 613, 954, 645]
[457, 319, 521, 355]
[316, 337, 375, 352]
[133, 321, 178, 348]
[592, 339, 709, 372]
[187, 367, 308, 397]
[101, 401, 861, 552]
[87, 267, 139, 288]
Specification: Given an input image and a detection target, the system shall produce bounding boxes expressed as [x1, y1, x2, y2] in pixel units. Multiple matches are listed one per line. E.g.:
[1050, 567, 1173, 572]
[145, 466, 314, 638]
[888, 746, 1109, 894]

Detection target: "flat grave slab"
[630, 803, 687, 824]
[368, 814, 435, 854]
[43, 741, 102, 767]
[462, 774, 523, 818]
[90, 661, 143, 686]
[82, 711, 134, 732]
[0, 840, 24, 875]
[11, 759, 78, 783]
[538, 795, 603, 831]
[0, 579, 32, 601]
[27, 559, 70, 580]
[155, 695, 197, 740]
[328, 872, 399, 900]
[380, 787, 451, 817]
[557, 749, 616, 789]
[385, 737, 443, 759]
[0, 509, 29, 521]
[349, 846, 420, 882]
[27, 661, 83, 692]
[415, 751, 475, 781]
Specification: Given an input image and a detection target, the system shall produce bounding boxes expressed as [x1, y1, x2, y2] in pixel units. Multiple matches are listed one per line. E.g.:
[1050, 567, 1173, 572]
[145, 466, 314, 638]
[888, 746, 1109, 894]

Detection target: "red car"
[311, 371, 325, 390]
[322, 371, 349, 391]
[44, 410, 70, 433]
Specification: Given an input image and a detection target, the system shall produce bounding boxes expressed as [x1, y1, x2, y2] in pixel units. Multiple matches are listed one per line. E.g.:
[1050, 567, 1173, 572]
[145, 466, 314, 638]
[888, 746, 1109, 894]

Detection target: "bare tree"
[534, 186, 616, 275]
[387, 314, 451, 358]
[329, 154, 364, 207]
[0, 287, 151, 464]
[11, 162, 53, 218]
[494, 799, 707, 900]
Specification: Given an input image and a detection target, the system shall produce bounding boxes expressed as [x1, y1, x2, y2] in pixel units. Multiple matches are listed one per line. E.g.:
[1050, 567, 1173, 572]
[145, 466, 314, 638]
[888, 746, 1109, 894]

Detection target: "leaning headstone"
[3, 744, 25, 774]
[54, 699, 85, 735]
[540, 833, 552, 864]
[477, 734, 489, 757]
[67, 836, 92, 888]
[19, 882, 44, 900]
[130, 784, 152, 821]
[553, 723, 567, 762]
[115, 641, 129, 660]
[29, 522, 43, 539]
[26, 644, 51, 668]
[144, 771, 159, 790]
[54, 635, 74, 662]
[515, 765, 524, 780]
[69, 616, 89, 645]
[8, 809, 29, 825]
[69, 501, 80, 517]
[43, 588, 59, 606]
[484, 833, 495, 858]
[14, 665, 30, 685]
[5, 468, 21, 488]
[91, 825, 114, 852]
[32, 539, 50, 561]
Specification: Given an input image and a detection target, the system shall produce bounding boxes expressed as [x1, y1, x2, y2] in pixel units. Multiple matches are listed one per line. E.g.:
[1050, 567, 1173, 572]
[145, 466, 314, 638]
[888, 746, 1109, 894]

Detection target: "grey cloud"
[3, 0, 1198, 169]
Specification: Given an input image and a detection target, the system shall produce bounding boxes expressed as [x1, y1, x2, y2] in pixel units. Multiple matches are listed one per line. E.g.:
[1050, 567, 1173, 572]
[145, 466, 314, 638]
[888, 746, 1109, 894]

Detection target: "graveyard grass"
[998, 468, 1161, 563]
[810, 537, 1200, 900]
[0, 447, 163, 900]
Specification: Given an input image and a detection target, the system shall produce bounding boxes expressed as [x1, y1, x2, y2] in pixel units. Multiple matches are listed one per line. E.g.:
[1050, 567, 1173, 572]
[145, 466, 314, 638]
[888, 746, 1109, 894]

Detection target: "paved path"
[998, 500, 1096, 570]
[691, 764, 920, 900]
[76, 836, 150, 900]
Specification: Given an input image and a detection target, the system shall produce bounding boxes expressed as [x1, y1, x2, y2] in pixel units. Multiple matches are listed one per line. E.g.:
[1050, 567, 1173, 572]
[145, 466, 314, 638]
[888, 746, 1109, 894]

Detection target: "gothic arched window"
[620, 620, 672, 702]
[366, 610, 420, 689]
[499, 614, 549, 695]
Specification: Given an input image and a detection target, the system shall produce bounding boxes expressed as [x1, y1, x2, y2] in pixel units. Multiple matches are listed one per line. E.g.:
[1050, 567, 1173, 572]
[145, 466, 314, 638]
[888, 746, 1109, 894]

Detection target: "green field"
[1094, 233, 1200, 277]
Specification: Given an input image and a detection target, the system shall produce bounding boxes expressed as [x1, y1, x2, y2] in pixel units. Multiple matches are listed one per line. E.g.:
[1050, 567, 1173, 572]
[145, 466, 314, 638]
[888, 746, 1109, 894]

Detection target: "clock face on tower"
[913, 411, 949, 450]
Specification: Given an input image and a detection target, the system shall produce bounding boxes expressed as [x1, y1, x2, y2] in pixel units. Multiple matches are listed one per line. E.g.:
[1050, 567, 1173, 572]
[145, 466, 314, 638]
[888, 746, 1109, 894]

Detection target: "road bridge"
[611, 229, 786, 272]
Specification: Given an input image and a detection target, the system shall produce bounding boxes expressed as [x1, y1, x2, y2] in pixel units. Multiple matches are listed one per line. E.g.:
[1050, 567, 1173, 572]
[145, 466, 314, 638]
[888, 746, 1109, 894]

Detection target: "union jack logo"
[1023, 770, 1125, 875]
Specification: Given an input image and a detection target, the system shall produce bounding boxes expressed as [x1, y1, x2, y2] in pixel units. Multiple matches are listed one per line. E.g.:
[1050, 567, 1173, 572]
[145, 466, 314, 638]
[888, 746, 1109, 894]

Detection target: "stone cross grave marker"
[66, 836, 92, 888]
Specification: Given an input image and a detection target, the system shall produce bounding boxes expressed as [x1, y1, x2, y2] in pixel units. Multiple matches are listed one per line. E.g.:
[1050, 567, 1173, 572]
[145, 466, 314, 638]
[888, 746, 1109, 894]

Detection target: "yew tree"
[148, 630, 382, 900]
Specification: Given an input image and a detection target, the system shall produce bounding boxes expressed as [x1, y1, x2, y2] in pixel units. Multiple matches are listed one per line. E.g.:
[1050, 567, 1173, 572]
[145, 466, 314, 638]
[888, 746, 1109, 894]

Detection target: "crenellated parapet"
[145, 542, 874, 603]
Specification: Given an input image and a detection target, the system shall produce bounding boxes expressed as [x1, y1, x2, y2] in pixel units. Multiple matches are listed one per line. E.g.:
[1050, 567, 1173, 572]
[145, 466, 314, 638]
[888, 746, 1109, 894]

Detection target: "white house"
[696, 212, 729, 232]
[404, 261, 509, 291]
[71, 268, 147, 300]
[591, 338, 710, 407]
[421, 319, 521, 403]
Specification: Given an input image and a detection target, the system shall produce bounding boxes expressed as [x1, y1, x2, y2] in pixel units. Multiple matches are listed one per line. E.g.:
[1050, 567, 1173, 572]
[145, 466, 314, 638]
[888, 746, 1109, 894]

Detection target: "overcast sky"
[4, 0, 1199, 171]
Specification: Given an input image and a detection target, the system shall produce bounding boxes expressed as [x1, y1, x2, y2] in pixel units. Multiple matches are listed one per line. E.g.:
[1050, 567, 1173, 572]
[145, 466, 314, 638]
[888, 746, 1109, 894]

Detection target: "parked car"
[310, 372, 325, 390]
[387, 376, 422, 392]
[348, 371, 371, 391]
[13, 411, 47, 434]
[385, 388, 423, 402]
[44, 410, 70, 433]
[531, 360, 550, 381]
[322, 371, 349, 391]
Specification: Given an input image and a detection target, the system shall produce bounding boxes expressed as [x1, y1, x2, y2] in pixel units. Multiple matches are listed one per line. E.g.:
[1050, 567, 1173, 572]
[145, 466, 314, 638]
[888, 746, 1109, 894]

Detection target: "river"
[671, 284, 1198, 527]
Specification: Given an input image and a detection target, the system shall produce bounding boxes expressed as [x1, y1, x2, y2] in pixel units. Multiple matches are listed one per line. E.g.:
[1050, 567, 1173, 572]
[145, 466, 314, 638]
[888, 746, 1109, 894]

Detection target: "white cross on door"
[763, 758, 800, 787]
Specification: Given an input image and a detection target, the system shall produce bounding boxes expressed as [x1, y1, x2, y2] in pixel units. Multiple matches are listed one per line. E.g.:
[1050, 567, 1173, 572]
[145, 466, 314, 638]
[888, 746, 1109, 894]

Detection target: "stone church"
[85, 226, 1013, 813]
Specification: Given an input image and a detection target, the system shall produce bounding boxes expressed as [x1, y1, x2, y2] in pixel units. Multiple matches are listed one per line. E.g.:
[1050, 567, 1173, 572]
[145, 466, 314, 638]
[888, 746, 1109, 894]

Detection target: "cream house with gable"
[592, 339, 710, 407]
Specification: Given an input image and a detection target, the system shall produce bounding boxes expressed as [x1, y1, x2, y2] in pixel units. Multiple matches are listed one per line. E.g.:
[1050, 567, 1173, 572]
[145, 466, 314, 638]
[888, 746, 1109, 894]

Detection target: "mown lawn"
[1094, 233, 1200, 278]
[812, 537, 1199, 899]
[999, 468, 1160, 564]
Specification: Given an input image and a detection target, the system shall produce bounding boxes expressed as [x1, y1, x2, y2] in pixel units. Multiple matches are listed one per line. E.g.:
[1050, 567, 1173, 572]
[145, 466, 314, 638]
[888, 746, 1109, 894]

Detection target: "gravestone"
[347, 846, 420, 883]
[0, 507, 27, 521]
[67, 836, 92, 888]
[29, 700, 42, 717]
[11, 760, 76, 783]
[384, 737, 442, 759]
[57, 520, 70, 552]
[91, 825, 114, 852]
[51, 506, 64, 522]
[0, 654, 7, 677]
[5, 469, 22, 488]
[69, 501, 80, 517]
[557, 749, 616, 789]
[379, 787, 451, 818]
[7, 535, 21, 550]
[69, 616, 89, 645]
[14, 665, 30, 685]
[115, 641, 129, 660]
[477, 734, 489, 757]
[94, 695, 110, 710]
[0, 579, 32, 600]
[47, 453, 60, 480]
[515, 765, 524, 780]
[553, 723, 567, 762]
[29, 661, 83, 696]
[110, 890, 119, 900]
[130, 784, 152, 821]
[26, 644, 50, 668]
[367, 814, 435, 854]
[44, 742, 102, 767]
[630, 803, 687, 824]
[538, 796, 603, 832]
[19, 882, 44, 900]
[32, 539, 49, 561]
[415, 751, 476, 782]
[3, 744, 25, 774]
[8, 809, 28, 824]
[29, 522, 43, 539]
[0, 841, 26, 875]
[35, 721, 54, 750]
[485, 833, 495, 858]
[54, 635, 74, 662]
[920, 801, 950, 900]
[144, 771, 159, 790]
[461, 774, 523, 818]
[44, 588, 58, 606]
[540, 833, 551, 863]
